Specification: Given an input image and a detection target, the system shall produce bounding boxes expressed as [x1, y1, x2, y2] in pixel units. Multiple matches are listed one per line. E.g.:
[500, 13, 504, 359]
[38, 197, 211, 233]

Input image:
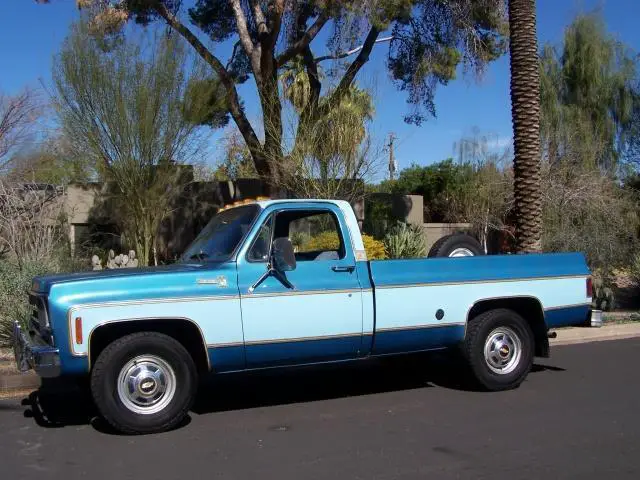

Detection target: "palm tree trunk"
[509, 0, 543, 253]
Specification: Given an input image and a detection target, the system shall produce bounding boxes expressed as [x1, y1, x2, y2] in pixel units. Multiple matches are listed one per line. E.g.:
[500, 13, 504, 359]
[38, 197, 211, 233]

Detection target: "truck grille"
[28, 294, 53, 344]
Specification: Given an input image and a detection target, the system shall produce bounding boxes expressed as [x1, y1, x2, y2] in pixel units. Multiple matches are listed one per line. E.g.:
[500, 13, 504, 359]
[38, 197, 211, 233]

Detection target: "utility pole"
[387, 133, 397, 180]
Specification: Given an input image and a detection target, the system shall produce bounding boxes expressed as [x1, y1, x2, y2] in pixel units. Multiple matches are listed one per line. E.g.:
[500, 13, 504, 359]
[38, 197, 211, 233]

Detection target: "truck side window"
[247, 215, 273, 262]
[279, 210, 345, 261]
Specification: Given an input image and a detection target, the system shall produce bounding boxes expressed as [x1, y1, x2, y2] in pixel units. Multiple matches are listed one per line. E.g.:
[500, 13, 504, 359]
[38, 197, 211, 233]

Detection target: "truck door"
[237, 204, 364, 368]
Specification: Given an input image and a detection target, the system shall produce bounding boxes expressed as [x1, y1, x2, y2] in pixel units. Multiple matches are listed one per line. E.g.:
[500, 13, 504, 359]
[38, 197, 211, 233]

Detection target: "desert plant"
[290, 231, 310, 252]
[383, 222, 427, 259]
[591, 268, 616, 312]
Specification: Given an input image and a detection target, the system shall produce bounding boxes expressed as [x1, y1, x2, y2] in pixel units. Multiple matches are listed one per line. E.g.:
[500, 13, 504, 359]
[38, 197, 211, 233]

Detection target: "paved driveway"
[1, 339, 639, 479]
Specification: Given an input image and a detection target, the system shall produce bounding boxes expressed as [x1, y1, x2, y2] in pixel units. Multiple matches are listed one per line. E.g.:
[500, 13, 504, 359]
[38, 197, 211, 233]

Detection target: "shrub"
[300, 231, 341, 252]
[383, 222, 427, 259]
[541, 163, 640, 271]
[362, 234, 387, 260]
[631, 253, 640, 287]
[299, 231, 387, 260]
[0, 260, 61, 347]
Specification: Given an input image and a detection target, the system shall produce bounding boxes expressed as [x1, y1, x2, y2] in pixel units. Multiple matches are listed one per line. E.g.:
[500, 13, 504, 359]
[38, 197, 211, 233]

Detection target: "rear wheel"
[91, 332, 197, 434]
[463, 309, 534, 391]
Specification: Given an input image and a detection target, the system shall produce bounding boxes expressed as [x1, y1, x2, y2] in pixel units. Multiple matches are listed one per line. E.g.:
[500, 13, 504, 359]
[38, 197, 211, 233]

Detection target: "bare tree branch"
[229, 0, 260, 67]
[330, 27, 381, 104]
[276, 12, 329, 67]
[250, 0, 267, 36]
[0, 181, 65, 268]
[263, 0, 285, 51]
[0, 89, 42, 173]
[151, 1, 264, 163]
[225, 40, 242, 70]
[314, 36, 393, 63]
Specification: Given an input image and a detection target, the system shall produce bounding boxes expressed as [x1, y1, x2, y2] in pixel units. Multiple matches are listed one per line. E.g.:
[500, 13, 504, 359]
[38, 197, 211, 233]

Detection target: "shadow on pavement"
[18, 353, 565, 434]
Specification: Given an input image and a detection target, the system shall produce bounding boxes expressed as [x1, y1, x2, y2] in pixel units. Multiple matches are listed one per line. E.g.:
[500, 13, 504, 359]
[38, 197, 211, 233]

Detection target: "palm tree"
[279, 61, 374, 182]
[508, 0, 543, 253]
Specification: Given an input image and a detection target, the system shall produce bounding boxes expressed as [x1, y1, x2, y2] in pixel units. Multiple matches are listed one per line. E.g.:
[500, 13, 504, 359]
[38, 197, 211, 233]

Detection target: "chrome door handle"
[332, 265, 355, 273]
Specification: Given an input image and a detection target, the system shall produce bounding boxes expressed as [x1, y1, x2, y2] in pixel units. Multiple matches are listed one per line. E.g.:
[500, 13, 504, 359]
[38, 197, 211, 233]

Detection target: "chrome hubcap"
[117, 355, 176, 415]
[483, 327, 522, 375]
[449, 247, 474, 257]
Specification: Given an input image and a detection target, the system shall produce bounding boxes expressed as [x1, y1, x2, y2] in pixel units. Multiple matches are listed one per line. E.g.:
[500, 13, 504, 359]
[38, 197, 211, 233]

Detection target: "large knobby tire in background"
[427, 233, 484, 258]
[462, 308, 534, 391]
[91, 332, 198, 435]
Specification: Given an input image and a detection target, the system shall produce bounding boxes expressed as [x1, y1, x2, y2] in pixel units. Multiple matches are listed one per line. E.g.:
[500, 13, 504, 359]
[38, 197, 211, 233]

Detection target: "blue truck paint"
[372, 324, 465, 355]
[369, 252, 590, 287]
[544, 304, 592, 328]
[17, 199, 593, 380]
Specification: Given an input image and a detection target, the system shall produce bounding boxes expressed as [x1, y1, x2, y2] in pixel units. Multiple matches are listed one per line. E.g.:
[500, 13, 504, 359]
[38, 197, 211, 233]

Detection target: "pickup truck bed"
[368, 253, 590, 354]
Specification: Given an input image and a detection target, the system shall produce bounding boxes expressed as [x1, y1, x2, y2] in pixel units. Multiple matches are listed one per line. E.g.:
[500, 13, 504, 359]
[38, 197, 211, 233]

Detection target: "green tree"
[212, 130, 258, 181]
[53, 22, 211, 266]
[508, 0, 543, 253]
[540, 11, 639, 171]
[378, 159, 473, 222]
[40, 0, 508, 190]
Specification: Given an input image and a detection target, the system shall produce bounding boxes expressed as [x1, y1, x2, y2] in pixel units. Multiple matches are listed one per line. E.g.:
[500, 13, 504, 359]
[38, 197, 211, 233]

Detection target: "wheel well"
[89, 319, 210, 373]
[467, 297, 550, 358]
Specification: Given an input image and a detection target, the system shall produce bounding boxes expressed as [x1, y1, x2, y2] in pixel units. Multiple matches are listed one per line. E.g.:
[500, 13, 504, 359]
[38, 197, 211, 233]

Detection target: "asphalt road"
[1, 338, 639, 480]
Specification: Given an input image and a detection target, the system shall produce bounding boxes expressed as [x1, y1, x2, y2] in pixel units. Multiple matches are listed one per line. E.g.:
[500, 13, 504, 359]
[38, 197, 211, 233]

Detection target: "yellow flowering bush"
[300, 231, 387, 260]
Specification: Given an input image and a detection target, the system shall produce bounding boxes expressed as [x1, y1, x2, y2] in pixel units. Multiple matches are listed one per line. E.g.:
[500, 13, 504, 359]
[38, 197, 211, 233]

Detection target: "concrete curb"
[550, 322, 640, 346]
[0, 369, 40, 391]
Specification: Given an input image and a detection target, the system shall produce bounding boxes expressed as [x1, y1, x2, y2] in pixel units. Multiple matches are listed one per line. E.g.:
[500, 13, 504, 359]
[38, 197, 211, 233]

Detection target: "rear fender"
[466, 296, 549, 358]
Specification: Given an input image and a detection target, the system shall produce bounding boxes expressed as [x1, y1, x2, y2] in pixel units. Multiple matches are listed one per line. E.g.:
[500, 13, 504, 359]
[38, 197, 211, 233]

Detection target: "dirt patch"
[0, 348, 13, 361]
[0, 387, 36, 400]
[0, 362, 18, 374]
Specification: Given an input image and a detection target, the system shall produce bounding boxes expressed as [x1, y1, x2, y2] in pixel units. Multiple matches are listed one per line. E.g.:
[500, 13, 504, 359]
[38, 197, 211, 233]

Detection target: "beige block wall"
[422, 223, 473, 250]
[64, 183, 100, 224]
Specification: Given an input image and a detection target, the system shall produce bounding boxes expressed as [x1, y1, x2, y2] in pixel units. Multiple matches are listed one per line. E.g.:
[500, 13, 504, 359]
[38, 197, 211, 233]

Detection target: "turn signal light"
[75, 317, 83, 344]
[586, 277, 593, 298]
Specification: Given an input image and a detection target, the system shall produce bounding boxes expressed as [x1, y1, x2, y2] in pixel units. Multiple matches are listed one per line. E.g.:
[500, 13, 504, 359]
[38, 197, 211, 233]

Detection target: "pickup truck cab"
[14, 199, 595, 434]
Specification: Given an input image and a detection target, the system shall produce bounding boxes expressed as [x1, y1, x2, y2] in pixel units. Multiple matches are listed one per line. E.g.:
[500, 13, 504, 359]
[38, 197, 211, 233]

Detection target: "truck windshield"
[180, 205, 260, 263]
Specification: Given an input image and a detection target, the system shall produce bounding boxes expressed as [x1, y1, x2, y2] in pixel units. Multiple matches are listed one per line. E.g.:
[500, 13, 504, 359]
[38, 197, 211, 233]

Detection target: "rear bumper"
[12, 321, 61, 378]
[589, 309, 603, 327]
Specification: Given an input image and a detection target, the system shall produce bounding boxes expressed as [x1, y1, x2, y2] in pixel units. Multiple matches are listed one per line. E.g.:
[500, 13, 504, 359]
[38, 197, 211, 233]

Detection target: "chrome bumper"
[13, 321, 61, 378]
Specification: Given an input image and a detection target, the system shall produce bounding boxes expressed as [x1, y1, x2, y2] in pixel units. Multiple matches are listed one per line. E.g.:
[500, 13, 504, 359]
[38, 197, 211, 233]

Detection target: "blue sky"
[2, 0, 639, 179]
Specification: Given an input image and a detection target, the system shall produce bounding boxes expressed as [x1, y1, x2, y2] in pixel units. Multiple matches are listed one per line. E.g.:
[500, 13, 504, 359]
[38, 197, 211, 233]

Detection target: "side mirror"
[272, 237, 296, 272]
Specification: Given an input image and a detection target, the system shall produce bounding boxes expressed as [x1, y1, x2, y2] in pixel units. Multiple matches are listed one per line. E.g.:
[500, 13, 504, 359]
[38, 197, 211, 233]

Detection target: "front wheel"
[462, 309, 534, 391]
[90, 332, 197, 434]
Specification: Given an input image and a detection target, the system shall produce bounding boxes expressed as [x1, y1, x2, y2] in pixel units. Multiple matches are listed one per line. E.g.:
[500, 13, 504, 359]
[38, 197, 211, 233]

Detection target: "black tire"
[90, 332, 197, 435]
[462, 309, 534, 391]
[428, 233, 484, 258]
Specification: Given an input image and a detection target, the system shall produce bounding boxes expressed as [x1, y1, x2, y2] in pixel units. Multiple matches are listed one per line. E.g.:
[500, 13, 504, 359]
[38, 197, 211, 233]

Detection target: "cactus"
[383, 222, 427, 259]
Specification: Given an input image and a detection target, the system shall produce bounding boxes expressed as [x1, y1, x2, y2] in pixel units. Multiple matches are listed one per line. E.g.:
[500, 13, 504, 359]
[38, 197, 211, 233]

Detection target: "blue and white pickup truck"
[14, 199, 595, 434]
